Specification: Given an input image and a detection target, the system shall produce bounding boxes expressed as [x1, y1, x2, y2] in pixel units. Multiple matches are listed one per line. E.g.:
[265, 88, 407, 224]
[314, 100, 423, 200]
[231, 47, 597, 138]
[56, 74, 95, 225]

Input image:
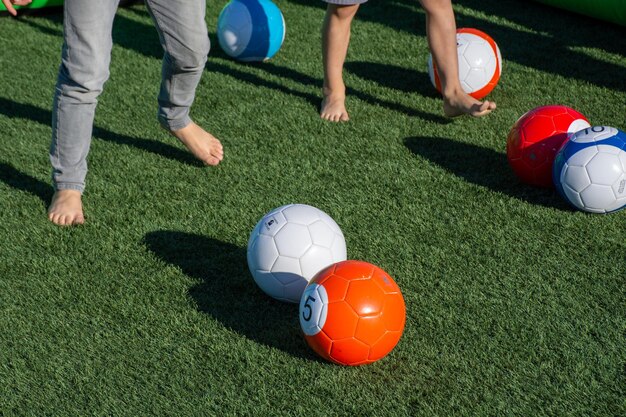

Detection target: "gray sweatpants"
[50, 0, 210, 192]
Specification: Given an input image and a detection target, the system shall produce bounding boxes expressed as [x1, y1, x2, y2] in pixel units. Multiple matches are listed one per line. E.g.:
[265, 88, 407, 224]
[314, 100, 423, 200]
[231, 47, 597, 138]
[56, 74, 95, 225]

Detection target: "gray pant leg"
[50, 0, 119, 193]
[145, 0, 210, 131]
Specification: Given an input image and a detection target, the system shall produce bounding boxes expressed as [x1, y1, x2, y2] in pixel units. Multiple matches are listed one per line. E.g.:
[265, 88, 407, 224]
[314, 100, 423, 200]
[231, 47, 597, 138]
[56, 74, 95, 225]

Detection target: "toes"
[481, 100, 496, 111]
[473, 109, 493, 117]
[47, 191, 84, 226]
[470, 101, 495, 117]
[50, 213, 62, 225]
[202, 152, 221, 166]
[211, 147, 224, 162]
[321, 105, 349, 122]
[49, 211, 84, 226]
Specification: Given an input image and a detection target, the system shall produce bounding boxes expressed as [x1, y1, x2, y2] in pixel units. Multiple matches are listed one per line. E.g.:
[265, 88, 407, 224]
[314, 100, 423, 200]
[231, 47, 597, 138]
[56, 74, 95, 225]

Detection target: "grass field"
[0, 0, 625, 415]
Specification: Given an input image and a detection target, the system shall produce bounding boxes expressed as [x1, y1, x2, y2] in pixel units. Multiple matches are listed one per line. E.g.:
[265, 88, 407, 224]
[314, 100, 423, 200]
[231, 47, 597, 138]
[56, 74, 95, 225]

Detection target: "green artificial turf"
[0, 0, 625, 415]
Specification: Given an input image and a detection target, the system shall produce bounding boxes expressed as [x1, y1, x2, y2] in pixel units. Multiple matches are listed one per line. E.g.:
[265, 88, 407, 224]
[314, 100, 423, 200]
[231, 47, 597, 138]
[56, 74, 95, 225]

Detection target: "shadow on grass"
[92, 127, 202, 167]
[205, 31, 443, 119]
[18, 7, 449, 123]
[284, 0, 422, 35]
[14, 11, 63, 36]
[111, 10, 163, 60]
[286, 0, 626, 92]
[142, 230, 320, 361]
[451, 2, 626, 93]
[453, 0, 626, 57]
[404, 136, 571, 209]
[0, 162, 52, 205]
[0, 97, 201, 167]
[18, 0, 626, 94]
[208, 58, 450, 123]
[205, 59, 321, 110]
[17, 6, 164, 60]
[344, 61, 438, 97]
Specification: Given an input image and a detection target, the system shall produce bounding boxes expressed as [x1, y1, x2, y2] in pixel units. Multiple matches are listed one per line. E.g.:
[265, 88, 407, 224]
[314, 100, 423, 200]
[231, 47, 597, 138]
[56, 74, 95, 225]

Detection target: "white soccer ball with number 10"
[247, 204, 347, 303]
[553, 126, 626, 214]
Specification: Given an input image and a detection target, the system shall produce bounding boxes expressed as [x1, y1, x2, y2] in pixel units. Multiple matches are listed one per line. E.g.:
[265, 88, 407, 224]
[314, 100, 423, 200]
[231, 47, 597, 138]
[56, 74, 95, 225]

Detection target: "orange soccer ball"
[299, 260, 406, 366]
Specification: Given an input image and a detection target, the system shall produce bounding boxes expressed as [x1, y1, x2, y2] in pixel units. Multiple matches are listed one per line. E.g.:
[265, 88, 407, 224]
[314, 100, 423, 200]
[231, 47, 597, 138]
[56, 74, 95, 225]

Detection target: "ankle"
[442, 87, 465, 100]
[54, 189, 82, 197]
[323, 84, 346, 98]
[171, 121, 194, 134]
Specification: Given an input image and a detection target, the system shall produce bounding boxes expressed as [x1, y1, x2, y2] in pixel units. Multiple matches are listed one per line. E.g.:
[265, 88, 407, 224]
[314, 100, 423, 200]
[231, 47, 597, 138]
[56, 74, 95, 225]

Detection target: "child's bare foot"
[321, 87, 349, 122]
[443, 89, 496, 118]
[170, 122, 224, 166]
[48, 190, 84, 226]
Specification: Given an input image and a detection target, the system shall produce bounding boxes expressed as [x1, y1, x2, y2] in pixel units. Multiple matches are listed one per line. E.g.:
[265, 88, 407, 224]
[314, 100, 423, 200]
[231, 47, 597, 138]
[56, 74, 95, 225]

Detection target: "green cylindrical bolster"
[1, 0, 64, 12]
[532, 0, 626, 27]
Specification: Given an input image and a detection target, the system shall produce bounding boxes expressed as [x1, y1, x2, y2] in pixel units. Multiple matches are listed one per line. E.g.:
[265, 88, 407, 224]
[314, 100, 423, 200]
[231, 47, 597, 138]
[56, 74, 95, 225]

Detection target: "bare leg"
[321, 4, 360, 122]
[48, 190, 84, 226]
[420, 0, 496, 117]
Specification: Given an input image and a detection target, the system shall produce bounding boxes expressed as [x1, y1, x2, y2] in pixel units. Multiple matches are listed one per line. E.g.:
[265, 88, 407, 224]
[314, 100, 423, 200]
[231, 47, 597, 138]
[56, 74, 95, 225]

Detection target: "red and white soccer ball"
[428, 28, 502, 100]
[247, 204, 347, 303]
[507, 105, 590, 187]
[299, 260, 406, 366]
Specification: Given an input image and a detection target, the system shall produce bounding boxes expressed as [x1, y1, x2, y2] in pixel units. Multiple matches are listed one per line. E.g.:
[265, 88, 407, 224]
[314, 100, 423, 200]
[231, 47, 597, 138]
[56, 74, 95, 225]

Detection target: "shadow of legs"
[142, 230, 320, 360]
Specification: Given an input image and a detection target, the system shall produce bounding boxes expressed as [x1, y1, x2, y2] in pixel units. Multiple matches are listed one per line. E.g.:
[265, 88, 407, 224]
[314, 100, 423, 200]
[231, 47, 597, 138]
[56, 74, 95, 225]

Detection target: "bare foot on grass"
[48, 190, 84, 226]
[443, 89, 496, 118]
[321, 87, 349, 122]
[170, 122, 224, 166]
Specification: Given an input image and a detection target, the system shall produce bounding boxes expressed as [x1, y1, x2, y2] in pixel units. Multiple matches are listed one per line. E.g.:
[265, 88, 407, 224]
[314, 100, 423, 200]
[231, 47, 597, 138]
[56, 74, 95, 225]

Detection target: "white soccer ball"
[428, 28, 502, 99]
[553, 126, 626, 213]
[247, 204, 347, 303]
